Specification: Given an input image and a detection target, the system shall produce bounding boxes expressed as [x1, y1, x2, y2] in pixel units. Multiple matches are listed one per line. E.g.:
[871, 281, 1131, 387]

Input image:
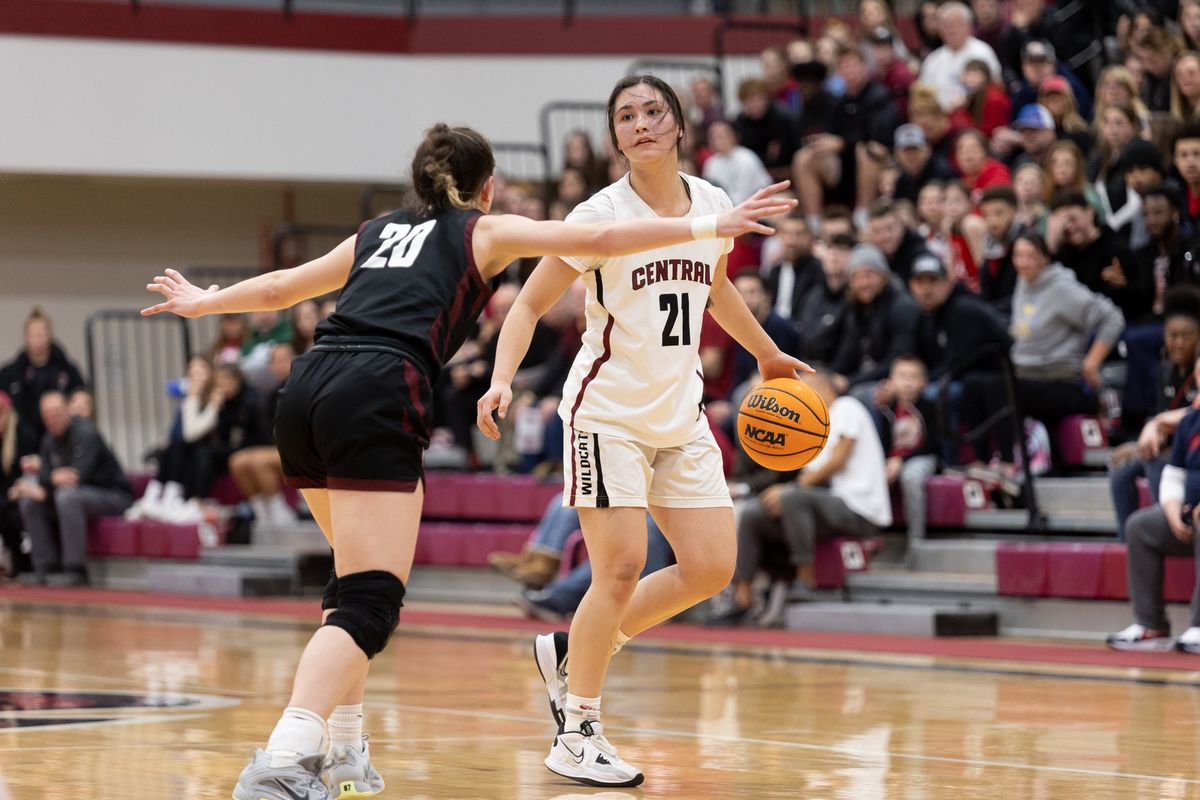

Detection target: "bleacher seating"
[997, 541, 1195, 602]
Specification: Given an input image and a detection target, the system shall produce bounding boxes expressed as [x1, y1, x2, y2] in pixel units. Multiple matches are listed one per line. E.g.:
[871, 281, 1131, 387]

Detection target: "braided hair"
[410, 123, 495, 213]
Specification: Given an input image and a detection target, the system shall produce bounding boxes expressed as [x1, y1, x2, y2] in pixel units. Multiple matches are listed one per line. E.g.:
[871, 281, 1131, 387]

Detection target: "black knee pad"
[323, 570, 405, 659]
[321, 568, 339, 612]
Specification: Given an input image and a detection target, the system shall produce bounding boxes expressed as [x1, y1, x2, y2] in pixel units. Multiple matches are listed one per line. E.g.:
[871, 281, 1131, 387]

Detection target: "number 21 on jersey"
[362, 220, 437, 269]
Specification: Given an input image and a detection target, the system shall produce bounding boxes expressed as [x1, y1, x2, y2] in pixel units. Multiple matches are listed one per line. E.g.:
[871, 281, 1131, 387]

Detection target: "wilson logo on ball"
[744, 393, 803, 425]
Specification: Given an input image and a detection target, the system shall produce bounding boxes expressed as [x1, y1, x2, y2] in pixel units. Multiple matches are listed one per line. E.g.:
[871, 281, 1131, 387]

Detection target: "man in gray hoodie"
[964, 231, 1125, 467]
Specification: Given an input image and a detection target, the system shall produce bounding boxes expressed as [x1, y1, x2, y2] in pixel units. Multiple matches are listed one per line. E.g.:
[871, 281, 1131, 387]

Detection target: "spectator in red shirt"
[949, 59, 1011, 137]
[954, 128, 1011, 200]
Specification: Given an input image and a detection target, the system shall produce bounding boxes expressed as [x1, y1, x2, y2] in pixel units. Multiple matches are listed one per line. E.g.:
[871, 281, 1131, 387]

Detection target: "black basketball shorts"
[275, 347, 432, 492]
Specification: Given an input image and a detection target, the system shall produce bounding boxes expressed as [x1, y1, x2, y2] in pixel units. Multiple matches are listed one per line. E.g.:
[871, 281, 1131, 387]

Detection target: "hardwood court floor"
[1, 590, 1198, 800]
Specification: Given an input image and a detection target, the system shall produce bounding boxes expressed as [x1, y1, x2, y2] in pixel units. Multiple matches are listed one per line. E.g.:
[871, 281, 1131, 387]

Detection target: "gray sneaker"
[232, 749, 329, 800]
[321, 734, 384, 799]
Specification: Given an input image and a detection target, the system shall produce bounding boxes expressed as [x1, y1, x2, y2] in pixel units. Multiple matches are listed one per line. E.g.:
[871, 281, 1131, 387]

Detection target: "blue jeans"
[923, 380, 963, 465]
[535, 515, 675, 615]
[1110, 456, 1166, 542]
[1121, 324, 1164, 423]
[530, 495, 581, 555]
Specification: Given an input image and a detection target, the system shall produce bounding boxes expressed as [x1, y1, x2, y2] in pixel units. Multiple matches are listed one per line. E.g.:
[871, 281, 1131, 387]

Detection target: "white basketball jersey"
[558, 173, 735, 448]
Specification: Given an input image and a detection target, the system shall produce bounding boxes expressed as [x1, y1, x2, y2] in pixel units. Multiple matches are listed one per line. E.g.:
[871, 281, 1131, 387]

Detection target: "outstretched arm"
[143, 235, 356, 318]
[472, 182, 796, 278]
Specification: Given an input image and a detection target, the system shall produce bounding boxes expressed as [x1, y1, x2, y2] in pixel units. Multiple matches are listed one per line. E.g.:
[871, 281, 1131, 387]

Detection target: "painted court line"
[381, 702, 1200, 787]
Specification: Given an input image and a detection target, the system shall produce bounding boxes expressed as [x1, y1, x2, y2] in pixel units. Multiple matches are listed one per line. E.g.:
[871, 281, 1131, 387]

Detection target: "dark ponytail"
[410, 124, 495, 213]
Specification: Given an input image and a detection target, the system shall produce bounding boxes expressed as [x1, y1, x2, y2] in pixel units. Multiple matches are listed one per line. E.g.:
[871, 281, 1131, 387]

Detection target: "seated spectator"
[209, 313, 247, 366]
[1181, 0, 1200, 54]
[830, 244, 921, 399]
[207, 363, 273, 504]
[515, 511, 674, 623]
[1038, 76, 1094, 155]
[796, 232, 853, 365]
[733, 78, 796, 175]
[909, 253, 1012, 464]
[728, 369, 890, 612]
[563, 129, 608, 192]
[688, 77, 725, 138]
[874, 354, 940, 553]
[789, 60, 836, 144]
[227, 344, 296, 525]
[0, 308, 85, 442]
[917, 2, 1001, 111]
[866, 199, 932, 282]
[761, 45, 799, 107]
[66, 388, 93, 421]
[998, 104, 1057, 171]
[1109, 291, 1200, 541]
[969, 0, 1007, 56]
[1105, 402, 1200, 653]
[942, 181, 987, 291]
[731, 273, 801, 393]
[0, 391, 38, 578]
[1044, 140, 1105, 223]
[147, 355, 224, 509]
[1010, 40, 1094, 122]
[1174, 124, 1200, 239]
[978, 186, 1022, 312]
[792, 43, 899, 231]
[948, 59, 1010, 138]
[700, 311, 738, 402]
[864, 26, 915, 117]
[915, 181, 951, 265]
[556, 167, 589, 210]
[999, 0, 1051, 86]
[963, 232, 1125, 469]
[892, 124, 958, 205]
[489, 495, 582, 589]
[290, 299, 319, 355]
[13, 392, 132, 586]
[1013, 162, 1049, 232]
[1092, 105, 1143, 244]
[1095, 65, 1152, 139]
[1120, 139, 1168, 251]
[909, 86, 963, 166]
[1132, 27, 1179, 113]
[1047, 191, 1145, 323]
[954, 129, 1011, 201]
[702, 121, 773, 206]
[763, 212, 822, 322]
[818, 205, 856, 243]
[240, 309, 292, 394]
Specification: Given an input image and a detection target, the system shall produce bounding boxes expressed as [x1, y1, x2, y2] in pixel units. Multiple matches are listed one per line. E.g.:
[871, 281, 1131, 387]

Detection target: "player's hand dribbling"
[757, 350, 813, 381]
[717, 181, 799, 238]
[477, 382, 513, 440]
[142, 269, 220, 318]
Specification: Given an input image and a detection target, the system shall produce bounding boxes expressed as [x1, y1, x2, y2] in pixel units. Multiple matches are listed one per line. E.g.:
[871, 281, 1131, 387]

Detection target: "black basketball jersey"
[316, 207, 494, 381]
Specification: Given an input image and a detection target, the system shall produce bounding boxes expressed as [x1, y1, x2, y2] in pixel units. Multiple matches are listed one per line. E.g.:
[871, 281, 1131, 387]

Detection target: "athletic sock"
[611, 629, 631, 655]
[564, 693, 601, 734]
[329, 703, 364, 751]
[266, 706, 327, 767]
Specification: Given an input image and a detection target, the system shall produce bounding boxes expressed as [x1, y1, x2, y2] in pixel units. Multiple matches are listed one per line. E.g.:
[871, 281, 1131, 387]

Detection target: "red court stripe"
[2, 585, 1197, 672]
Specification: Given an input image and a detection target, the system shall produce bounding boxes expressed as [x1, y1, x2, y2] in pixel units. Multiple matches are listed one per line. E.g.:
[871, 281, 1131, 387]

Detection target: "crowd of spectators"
[13, 1, 1200, 626]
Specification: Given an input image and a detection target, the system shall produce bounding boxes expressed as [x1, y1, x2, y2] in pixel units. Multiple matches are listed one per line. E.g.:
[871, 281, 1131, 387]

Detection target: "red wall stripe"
[0, 2, 805, 56]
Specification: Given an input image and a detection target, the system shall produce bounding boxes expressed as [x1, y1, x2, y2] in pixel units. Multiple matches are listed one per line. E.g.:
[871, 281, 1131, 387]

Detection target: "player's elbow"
[591, 225, 622, 257]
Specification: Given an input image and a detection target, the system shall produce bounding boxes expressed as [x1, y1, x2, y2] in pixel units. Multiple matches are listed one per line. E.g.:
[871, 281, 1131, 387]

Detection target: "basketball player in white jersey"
[477, 75, 809, 788]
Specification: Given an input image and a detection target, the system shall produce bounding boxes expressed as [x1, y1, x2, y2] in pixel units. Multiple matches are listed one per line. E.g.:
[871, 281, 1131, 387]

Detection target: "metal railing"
[85, 310, 192, 471]
[538, 101, 609, 188]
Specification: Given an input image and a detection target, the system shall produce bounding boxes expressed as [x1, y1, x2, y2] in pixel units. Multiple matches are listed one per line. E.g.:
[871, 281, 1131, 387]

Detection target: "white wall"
[0, 175, 362, 368]
[1, 35, 638, 182]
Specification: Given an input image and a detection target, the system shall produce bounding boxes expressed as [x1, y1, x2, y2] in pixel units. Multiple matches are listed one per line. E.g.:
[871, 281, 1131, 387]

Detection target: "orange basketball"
[736, 377, 830, 471]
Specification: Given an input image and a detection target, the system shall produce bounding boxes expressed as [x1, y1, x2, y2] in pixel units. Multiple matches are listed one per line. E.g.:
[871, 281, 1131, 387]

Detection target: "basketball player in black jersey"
[142, 123, 795, 800]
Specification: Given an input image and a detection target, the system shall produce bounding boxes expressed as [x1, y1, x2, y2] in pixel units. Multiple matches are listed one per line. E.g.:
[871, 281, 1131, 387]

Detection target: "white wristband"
[690, 214, 718, 240]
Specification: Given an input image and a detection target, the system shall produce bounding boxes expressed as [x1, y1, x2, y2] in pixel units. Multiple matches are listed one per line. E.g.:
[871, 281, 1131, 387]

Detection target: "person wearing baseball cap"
[1036, 74, 1096, 154]
[1012, 38, 1094, 122]
[865, 26, 914, 117]
[830, 244, 920, 397]
[1008, 104, 1057, 169]
[892, 123, 957, 204]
